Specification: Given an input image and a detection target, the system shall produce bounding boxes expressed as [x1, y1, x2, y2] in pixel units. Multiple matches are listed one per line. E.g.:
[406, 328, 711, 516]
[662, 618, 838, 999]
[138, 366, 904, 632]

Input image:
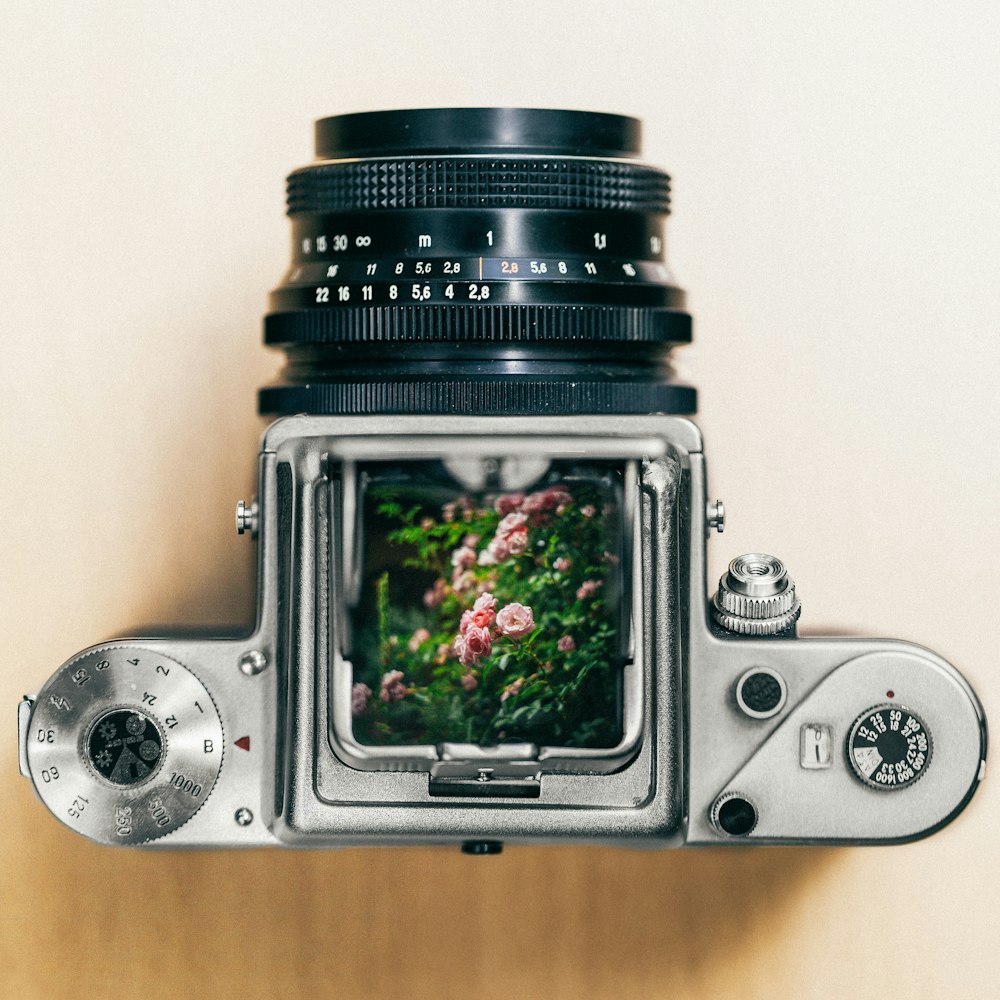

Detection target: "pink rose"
[451, 545, 477, 570]
[580, 504, 597, 518]
[497, 512, 528, 537]
[379, 670, 408, 703]
[496, 602, 535, 640]
[463, 534, 480, 547]
[420, 517, 434, 531]
[351, 682, 372, 716]
[487, 536, 510, 561]
[477, 548, 497, 566]
[464, 625, 492, 660]
[495, 493, 525, 516]
[460, 610, 474, 634]
[408, 628, 431, 652]
[557, 635, 576, 652]
[460, 672, 478, 692]
[576, 579, 602, 600]
[554, 557, 572, 572]
[423, 578, 447, 608]
[506, 528, 528, 555]
[470, 592, 497, 628]
[442, 502, 456, 522]
[452, 571, 476, 593]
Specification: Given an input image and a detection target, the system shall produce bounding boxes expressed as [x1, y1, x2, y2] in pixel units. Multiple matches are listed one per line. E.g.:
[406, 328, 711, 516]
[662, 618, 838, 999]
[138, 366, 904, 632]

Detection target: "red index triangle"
[235, 736, 251, 752]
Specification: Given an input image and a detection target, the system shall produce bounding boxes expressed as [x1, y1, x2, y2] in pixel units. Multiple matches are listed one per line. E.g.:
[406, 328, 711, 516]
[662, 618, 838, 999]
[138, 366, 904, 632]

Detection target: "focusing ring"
[288, 158, 671, 215]
[264, 305, 691, 347]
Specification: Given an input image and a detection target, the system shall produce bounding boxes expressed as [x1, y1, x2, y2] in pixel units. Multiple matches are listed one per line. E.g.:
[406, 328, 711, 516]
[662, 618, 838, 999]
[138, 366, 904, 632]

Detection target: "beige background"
[2, 3, 999, 997]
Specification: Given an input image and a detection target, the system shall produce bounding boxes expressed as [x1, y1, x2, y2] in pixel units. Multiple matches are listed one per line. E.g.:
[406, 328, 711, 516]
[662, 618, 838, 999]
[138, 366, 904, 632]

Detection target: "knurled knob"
[713, 553, 801, 635]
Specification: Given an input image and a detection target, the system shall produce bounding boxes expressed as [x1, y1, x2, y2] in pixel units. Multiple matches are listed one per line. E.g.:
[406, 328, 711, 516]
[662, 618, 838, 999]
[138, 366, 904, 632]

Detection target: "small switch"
[800, 723, 833, 769]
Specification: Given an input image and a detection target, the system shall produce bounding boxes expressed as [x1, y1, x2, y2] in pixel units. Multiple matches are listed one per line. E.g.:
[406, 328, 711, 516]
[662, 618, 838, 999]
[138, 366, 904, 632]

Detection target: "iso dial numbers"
[847, 704, 932, 790]
[27, 647, 223, 845]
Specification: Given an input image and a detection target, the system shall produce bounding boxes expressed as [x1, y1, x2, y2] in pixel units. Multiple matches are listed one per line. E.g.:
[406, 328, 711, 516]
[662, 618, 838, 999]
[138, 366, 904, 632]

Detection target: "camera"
[19, 108, 986, 852]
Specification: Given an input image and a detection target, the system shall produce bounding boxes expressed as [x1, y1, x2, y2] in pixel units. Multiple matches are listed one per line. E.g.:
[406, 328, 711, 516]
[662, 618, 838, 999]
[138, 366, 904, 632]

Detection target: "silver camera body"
[20, 412, 987, 851]
[19, 108, 987, 851]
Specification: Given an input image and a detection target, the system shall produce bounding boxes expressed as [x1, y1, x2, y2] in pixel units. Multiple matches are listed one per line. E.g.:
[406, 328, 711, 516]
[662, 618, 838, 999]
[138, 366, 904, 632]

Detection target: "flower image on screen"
[346, 461, 626, 750]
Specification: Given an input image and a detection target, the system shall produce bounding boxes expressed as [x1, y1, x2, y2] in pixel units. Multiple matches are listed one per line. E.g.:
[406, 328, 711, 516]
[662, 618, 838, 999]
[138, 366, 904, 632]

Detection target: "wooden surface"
[2, 5, 999, 998]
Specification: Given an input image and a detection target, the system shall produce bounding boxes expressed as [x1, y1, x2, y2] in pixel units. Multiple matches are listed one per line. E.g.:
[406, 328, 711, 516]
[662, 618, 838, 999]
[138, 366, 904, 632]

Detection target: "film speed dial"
[26, 646, 224, 845]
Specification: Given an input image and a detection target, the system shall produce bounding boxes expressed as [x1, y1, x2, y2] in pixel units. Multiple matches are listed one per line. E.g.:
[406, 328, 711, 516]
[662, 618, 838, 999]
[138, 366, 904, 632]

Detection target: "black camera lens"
[260, 108, 694, 417]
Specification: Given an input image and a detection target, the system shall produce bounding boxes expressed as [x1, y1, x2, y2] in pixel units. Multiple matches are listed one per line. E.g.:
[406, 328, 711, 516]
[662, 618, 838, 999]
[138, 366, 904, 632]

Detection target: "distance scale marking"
[26, 646, 224, 845]
[847, 703, 932, 790]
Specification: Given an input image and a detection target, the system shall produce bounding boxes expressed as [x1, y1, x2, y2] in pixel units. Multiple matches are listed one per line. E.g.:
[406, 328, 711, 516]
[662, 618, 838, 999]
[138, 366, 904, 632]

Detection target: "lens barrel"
[260, 108, 694, 416]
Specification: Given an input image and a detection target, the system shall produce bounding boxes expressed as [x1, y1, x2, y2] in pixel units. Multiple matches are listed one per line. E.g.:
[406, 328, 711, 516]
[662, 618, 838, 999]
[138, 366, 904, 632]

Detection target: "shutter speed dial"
[847, 704, 932, 790]
[26, 646, 224, 845]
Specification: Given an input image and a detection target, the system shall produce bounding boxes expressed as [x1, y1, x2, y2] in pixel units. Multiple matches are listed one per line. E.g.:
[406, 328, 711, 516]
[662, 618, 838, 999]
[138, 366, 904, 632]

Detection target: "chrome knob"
[713, 553, 801, 635]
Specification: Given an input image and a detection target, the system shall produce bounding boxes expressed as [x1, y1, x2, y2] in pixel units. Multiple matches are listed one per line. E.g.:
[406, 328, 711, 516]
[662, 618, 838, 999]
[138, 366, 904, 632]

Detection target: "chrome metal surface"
[236, 498, 259, 538]
[707, 499, 725, 533]
[238, 650, 268, 677]
[713, 552, 802, 634]
[20, 413, 987, 849]
[18, 696, 34, 778]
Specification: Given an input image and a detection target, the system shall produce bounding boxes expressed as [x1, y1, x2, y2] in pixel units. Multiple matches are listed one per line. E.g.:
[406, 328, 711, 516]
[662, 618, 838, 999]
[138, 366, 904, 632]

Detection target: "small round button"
[735, 667, 787, 719]
[847, 704, 932, 790]
[711, 793, 758, 836]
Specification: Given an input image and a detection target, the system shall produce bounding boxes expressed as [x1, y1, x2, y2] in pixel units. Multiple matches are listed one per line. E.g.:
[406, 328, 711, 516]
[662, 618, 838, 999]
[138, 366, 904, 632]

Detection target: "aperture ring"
[287, 157, 671, 214]
[264, 305, 692, 347]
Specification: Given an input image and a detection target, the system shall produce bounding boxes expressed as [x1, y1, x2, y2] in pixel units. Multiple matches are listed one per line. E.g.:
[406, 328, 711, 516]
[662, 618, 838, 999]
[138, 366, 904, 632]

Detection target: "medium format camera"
[19, 109, 986, 852]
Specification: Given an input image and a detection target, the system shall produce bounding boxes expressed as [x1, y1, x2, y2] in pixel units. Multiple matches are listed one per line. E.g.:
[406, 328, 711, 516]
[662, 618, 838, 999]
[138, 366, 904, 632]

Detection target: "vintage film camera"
[19, 109, 986, 852]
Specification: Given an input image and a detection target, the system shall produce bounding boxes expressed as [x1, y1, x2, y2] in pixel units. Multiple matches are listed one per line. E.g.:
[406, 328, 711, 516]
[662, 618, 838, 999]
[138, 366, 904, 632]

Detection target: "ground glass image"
[347, 462, 625, 750]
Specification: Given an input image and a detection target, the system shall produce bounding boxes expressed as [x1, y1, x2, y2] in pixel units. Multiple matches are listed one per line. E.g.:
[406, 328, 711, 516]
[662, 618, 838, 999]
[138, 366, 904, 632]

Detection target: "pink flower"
[496, 602, 535, 640]
[470, 592, 497, 628]
[478, 548, 497, 566]
[351, 682, 372, 716]
[455, 625, 492, 666]
[506, 528, 528, 555]
[464, 625, 492, 660]
[557, 635, 576, 652]
[442, 502, 456, 522]
[501, 677, 525, 703]
[494, 493, 525, 516]
[576, 579, 603, 600]
[497, 512, 528, 537]
[580, 504, 597, 518]
[408, 628, 430, 652]
[487, 536, 510, 561]
[463, 534, 480, 547]
[451, 545, 477, 570]
[460, 672, 478, 692]
[554, 556, 572, 572]
[420, 517, 434, 531]
[452, 571, 476, 593]
[379, 670, 408, 703]
[423, 578, 447, 608]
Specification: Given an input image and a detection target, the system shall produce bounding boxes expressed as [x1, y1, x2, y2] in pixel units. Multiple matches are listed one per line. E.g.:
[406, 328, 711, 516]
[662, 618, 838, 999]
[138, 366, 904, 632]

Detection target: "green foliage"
[352, 480, 623, 750]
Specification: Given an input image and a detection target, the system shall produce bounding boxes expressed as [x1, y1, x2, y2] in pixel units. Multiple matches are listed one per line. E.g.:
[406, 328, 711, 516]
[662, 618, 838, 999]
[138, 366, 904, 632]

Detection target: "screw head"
[235, 498, 259, 538]
[238, 650, 268, 676]
[707, 499, 726, 533]
[234, 807, 254, 827]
